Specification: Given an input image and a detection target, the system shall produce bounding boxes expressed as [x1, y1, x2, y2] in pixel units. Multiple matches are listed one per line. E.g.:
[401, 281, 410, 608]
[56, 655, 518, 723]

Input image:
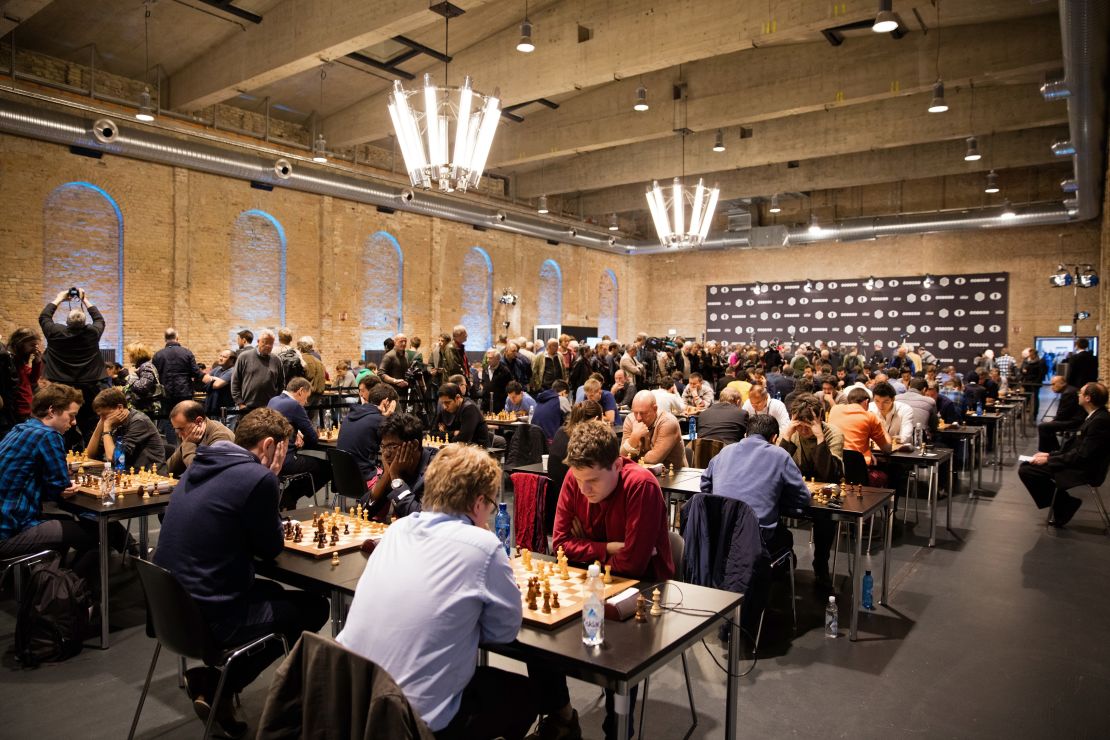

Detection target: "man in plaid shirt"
[996, 347, 1017, 380]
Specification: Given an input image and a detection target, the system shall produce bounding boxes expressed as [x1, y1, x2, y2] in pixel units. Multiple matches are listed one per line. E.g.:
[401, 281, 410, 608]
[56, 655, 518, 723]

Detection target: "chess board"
[75, 472, 178, 499]
[282, 510, 388, 558]
[509, 556, 637, 629]
[317, 427, 340, 442]
[67, 457, 105, 472]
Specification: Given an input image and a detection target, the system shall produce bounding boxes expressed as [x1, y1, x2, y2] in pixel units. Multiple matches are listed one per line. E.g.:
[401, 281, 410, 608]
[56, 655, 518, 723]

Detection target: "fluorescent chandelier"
[388, 73, 501, 193]
[645, 177, 720, 249]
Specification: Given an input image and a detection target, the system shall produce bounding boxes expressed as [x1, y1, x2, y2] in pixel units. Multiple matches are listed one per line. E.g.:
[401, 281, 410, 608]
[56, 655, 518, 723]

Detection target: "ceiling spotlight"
[999, 199, 1016, 220]
[712, 130, 725, 152]
[922, 274, 935, 289]
[608, 213, 619, 231]
[1051, 139, 1076, 157]
[1078, 265, 1099, 288]
[984, 170, 999, 194]
[927, 80, 948, 113]
[865, 276, 876, 291]
[633, 85, 649, 112]
[136, 86, 155, 122]
[537, 194, 549, 214]
[963, 136, 981, 162]
[807, 213, 821, 235]
[872, 0, 900, 33]
[1060, 177, 1078, 193]
[1040, 77, 1070, 101]
[516, 19, 535, 52]
[769, 194, 781, 214]
[1076, 310, 1091, 321]
[1049, 265, 1073, 287]
[803, 280, 813, 293]
[311, 133, 328, 163]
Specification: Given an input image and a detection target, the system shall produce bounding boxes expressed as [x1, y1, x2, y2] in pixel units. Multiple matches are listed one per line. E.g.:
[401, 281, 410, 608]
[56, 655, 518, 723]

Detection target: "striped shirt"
[0, 418, 70, 540]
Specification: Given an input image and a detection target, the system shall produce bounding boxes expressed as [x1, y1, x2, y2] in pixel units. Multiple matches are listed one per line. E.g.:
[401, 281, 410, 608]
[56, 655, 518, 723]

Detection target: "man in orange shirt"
[827, 387, 892, 468]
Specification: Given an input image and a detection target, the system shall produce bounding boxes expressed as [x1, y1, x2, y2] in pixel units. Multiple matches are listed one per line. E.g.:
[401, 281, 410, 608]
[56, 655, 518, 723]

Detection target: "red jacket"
[552, 457, 675, 581]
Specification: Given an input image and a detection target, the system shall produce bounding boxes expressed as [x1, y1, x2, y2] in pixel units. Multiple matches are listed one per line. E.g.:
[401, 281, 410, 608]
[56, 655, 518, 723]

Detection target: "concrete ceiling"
[3, 0, 1075, 239]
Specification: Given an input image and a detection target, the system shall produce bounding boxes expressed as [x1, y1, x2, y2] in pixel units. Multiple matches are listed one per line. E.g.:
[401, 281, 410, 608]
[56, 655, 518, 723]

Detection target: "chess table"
[873, 446, 955, 547]
[509, 554, 637, 629]
[282, 509, 387, 558]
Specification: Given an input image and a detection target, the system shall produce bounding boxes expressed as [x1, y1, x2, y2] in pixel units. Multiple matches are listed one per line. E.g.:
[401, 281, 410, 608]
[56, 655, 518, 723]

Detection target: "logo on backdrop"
[704, 272, 1009, 369]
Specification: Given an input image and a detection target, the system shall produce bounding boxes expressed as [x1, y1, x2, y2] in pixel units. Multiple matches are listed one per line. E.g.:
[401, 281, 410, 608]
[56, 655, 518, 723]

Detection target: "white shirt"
[742, 397, 791, 436]
[652, 389, 685, 417]
[337, 511, 521, 731]
[869, 400, 914, 445]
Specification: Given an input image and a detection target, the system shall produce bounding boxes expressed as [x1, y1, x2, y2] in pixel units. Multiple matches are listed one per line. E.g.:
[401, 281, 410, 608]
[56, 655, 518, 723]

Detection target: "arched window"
[461, 247, 493, 350]
[229, 210, 286, 341]
[537, 259, 563, 326]
[43, 182, 124, 354]
[599, 269, 619, 339]
[361, 231, 404, 352]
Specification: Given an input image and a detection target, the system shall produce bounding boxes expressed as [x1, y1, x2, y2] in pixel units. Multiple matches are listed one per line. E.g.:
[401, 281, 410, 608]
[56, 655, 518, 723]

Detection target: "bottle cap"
[587, 564, 600, 577]
[828, 595, 836, 603]
[865, 569, 872, 575]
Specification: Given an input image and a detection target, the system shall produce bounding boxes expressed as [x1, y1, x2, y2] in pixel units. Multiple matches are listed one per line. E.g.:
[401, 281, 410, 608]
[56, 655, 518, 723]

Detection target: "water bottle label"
[582, 604, 603, 640]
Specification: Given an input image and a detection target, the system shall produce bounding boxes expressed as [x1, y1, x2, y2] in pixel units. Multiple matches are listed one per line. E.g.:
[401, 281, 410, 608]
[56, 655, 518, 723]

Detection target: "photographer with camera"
[38, 288, 107, 444]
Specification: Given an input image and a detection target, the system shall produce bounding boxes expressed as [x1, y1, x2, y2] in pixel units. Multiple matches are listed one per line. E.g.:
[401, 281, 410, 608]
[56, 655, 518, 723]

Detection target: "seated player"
[339, 444, 580, 740]
[552, 420, 674, 738]
[504, 380, 537, 415]
[1019, 382, 1110, 527]
[546, 401, 604, 533]
[435, 382, 489, 446]
[1038, 375, 1085, 452]
[694, 387, 749, 446]
[154, 409, 329, 736]
[620, 390, 687, 470]
[532, 379, 569, 441]
[337, 380, 399, 481]
[580, 377, 618, 424]
[84, 386, 165, 471]
[364, 413, 438, 519]
[268, 377, 331, 508]
[869, 381, 913, 447]
[651, 379, 686, 418]
[165, 400, 234, 476]
[742, 385, 791, 437]
[681, 372, 714, 410]
[778, 396, 842, 592]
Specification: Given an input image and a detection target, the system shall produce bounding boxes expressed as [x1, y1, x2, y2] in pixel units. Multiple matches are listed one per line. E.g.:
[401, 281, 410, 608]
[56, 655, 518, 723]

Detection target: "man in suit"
[693, 387, 748, 445]
[1037, 375, 1086, 452]
[1019, 382, 1110, 526]
[267, 377, 330, 508]
[1065, 338, 1098, 389]
[477, 348, 512, 413]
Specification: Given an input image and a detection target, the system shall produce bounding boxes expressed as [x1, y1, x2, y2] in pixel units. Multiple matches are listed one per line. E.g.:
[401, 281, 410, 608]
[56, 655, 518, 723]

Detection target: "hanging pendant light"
[646, 177, 720, 249]
[136, 2, 156, 122]
[872, 0, 900, 33]
[608, 213, 619, 231]
[922, 274, 935, 289]
[633, 85, 649, 112]
[999, 200, 1016, 220]
[807, 213, 822, 235]
[136, 87, 155, 122]
[928, 80, 948, 113]
[312, 133, 328, 163]
[516, 1, 535, 52]
[536, 194, 549, 214]
[963, 136, 981, 161]
[712, 130, 725, 152]
[769, 194, 781, 214]
[984, 169, 999, 194]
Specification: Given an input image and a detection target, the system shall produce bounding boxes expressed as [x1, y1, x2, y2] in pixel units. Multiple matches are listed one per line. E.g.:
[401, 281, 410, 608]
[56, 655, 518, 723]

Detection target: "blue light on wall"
[462, 247, 493, 350]
[361, 231, 404, 352]
[538, 258, 563, 326]
[231, 209, 287, 333]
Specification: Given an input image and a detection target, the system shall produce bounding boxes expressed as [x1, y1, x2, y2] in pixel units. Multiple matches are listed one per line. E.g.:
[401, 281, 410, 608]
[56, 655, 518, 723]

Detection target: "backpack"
[277, 347, 305, 382]
[13, 555, 96, 667]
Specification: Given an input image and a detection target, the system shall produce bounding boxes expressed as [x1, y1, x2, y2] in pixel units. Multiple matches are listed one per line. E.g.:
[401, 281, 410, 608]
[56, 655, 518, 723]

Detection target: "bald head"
[631, 390, 658, 426]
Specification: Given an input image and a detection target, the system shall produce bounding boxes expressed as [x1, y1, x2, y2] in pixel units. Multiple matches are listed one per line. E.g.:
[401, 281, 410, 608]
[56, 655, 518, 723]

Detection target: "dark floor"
[2, 398, 1108, 739]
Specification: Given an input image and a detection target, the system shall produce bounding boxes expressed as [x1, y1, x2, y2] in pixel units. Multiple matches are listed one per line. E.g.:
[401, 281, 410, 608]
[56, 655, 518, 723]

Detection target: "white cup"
[541, 454, 549, 471]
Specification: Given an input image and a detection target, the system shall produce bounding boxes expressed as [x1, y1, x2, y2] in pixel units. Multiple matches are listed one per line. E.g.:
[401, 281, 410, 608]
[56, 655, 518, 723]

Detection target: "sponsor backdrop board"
[704, 272, 1008, 370]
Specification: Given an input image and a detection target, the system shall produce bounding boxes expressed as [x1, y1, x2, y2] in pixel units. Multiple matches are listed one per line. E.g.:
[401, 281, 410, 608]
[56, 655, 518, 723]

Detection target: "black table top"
[876, 447, 954, 465]
[256, 506, 370, 594]
[62, 490, 173, 518]
[484, 580, 741, 688]
[934, 426, 982, 437]
[961, 412, 1002, 423]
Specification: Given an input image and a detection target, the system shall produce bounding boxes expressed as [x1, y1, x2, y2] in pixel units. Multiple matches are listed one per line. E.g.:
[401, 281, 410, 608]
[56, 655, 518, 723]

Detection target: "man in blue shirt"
[339, 443, 579, 739]
[267, 377, 330, 508]
[579, 377, 618, 423]
[504, 380, 537, 415]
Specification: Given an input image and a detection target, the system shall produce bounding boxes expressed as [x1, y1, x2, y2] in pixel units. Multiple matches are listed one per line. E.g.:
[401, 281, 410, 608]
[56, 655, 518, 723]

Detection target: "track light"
[1040, 77, 1070, 101]
[136, 87, 155, 122]
[608, 213, 619, 231]
[927, 80, 948, 113]
[312, 133, 327, 163]
[712, 130, 725, 152]
[984, 170, 999, 194]
[1049, 265, 1073, 287]
[1051, 139, 1076, 157]
[537, 194, 549, 214]
[769, 194, 781, 214]
[872, 0, 900, 33]
[633, 85, 649, 112]
[1060, 178, 1078, 193]
[922, 274, 935, 289]
[865, 276, 876, 291]
[963, 136, 981, 162]
[516, 19, 535, 52]
[1079, 265, 1099, 288]
[999, 200, 1016, 220]
[807, 213, 821, 235]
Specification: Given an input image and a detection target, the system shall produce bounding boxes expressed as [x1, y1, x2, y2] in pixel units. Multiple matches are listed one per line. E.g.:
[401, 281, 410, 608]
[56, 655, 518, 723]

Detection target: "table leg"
[928, 464, 937, 548]
[849, 517, 863, 640]
[139, 515, 149, 559]
[725, 603, 740, 740]
[613, 682, 631, 740]
[946, 458, 953, 532]
[880, 502, 893, 605]
[98, 516, 110, 649]
[975, 429, 984, 491]
[330, 589, 344, 637]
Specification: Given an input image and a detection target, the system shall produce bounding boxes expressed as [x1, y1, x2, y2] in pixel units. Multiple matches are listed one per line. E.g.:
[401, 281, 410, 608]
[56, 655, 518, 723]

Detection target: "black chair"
[842, 450, 868, 485]
[128, 559, 290, 740]
[326, 447, 368, 510]
[0, 550, 54, 605]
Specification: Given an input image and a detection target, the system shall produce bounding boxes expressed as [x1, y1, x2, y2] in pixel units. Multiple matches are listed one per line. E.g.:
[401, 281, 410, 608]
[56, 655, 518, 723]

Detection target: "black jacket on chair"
[680, 493, 764, 597]
[1046, 406, 1110, 490]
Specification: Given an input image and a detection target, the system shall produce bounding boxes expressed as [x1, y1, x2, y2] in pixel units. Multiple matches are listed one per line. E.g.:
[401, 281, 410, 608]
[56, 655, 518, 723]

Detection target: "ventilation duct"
[1057, 0, 1107, 222]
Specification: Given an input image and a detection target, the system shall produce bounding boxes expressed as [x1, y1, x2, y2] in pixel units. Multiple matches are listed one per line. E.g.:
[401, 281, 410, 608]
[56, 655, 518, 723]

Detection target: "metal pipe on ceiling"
[1058, 0, 1107, 221]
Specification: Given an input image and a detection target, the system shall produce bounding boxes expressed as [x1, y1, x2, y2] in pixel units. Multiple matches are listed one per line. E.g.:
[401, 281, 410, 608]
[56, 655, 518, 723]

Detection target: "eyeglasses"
[380, 443, 403, 454]
[481, 495, 498, 507]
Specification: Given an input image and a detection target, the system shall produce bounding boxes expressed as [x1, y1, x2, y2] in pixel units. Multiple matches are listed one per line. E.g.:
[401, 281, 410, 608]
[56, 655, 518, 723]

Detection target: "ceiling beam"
[568, 126, 1070, 216]
[168, 0, 495, 112]
[489, 16, 1061, 168]
[0, 0, 54, 36]
[322, 0, 1052, 147]
[514, 85, 1068, 198]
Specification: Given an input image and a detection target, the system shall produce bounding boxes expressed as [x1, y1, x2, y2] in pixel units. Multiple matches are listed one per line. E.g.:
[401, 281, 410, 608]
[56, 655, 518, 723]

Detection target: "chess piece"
[331, 552, 340, 565]
[552, 591, 560, 609]
[542, 589, 551, 614]
[635, 594, 648, 622]
[603, 564, 612, 584]
[344, 523, 350, 535]
[316, 535, 325, 549]
[140, 485, 149, 500]
[527, 581, 539, 611]
[650, 587, 663, 616]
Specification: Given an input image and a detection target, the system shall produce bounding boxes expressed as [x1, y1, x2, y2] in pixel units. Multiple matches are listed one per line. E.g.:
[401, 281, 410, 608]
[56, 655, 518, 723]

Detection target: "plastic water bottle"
[688, 415, 697, 441]
[976, 400, 984, 416]
[111, 441, 126, 474]
[323, 409, 333, 433]
[494, 503, 511, 557]
[824, 595, 839, 638]
[862, 570, 874, 610]
[581, 564, 605, 646]
[913, 422, 924, 451]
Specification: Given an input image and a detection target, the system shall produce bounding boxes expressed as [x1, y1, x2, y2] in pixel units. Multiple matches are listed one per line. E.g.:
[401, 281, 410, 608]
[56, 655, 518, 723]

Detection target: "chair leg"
[638, 677, 649, 740]
[787, 552, 797, 632]
[752, 607, 765, 657]
[178, 655, 186, 689]
[1046, 488, 1060, 526]
[127, 642, 161, 740]
[681, 651, 697, 728]
[1089, 486, 1110, 534]
[204, 664, 232, 740]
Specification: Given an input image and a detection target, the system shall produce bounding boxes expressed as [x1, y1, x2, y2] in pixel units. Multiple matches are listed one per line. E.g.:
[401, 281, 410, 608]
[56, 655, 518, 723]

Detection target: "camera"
[67, 287, 80, 299]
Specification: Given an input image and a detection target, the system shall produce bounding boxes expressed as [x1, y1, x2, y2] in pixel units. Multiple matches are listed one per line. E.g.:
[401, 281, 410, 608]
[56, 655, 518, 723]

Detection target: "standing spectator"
[442, 325, 470, 379]
[203, 349, 236, 419]
[298, 337, 327, 411]
[232, 329, 284, 411]
[153, 328, 203, 446]
[996, 347, 1017, 381]
[275, 328, 305, 383]
[124, 342, 162, 417]
[378, 333, 412, 393]
[38, 288, 107, 443]
[1065, 338, 1098, 389]
[502, 342, 532, 388]
[478, 349, 512, 413]
[0, 328, 43, 441]
[1020, 348, 1049, 420]
[530, 338, 566, 394]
